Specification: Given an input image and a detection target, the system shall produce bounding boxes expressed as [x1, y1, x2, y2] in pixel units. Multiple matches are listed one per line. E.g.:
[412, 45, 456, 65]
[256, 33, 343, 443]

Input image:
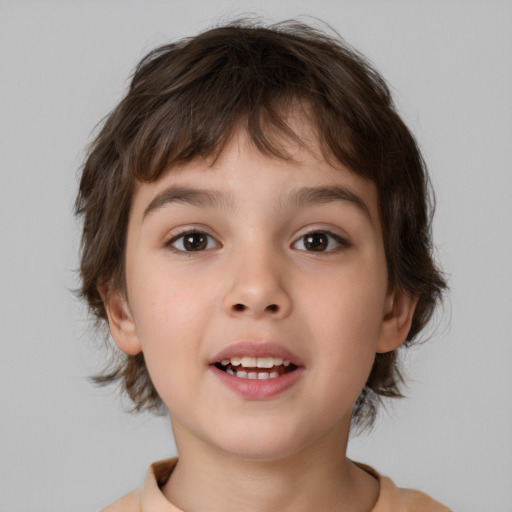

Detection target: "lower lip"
[210, 365, 304, 400]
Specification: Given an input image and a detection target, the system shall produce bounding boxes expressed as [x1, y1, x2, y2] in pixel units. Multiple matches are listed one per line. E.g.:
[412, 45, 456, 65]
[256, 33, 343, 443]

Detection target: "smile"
[215, 356, 296, 380]
[209, 341, 304, 399]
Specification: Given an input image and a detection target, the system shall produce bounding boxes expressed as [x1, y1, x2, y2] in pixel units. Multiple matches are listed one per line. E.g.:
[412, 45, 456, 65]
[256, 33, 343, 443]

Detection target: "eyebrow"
[143, 186, 235, 219]
[142, 184, 372, 222]
[284, 186, 372, 221]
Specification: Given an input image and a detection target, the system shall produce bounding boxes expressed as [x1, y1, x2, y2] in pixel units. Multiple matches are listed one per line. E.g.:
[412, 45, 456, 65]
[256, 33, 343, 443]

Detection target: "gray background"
[1, 1, 511, 511]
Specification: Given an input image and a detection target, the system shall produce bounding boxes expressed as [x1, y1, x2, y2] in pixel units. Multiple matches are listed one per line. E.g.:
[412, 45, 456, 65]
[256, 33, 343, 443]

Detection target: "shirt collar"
[140, 458, 395, 512]
[141, 458, 181, 512]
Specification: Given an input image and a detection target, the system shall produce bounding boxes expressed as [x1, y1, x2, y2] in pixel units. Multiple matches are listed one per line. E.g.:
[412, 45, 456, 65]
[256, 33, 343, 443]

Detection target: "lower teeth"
[226, 369, 280, 379]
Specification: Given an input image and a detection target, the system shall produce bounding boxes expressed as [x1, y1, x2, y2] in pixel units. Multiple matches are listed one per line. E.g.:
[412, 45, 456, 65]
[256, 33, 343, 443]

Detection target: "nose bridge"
[222, 239, 292, 318]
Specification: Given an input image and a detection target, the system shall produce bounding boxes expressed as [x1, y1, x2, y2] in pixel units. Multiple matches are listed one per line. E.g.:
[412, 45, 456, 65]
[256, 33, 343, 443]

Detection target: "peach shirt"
[101, 458, 451, 512]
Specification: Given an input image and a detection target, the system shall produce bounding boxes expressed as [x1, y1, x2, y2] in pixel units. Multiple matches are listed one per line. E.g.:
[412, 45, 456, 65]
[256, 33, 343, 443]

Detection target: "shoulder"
[98, 458, 177, 512]
[355, 462, 451, 512]
[375, 474, 451, 512]
[99, 489, 142, 512]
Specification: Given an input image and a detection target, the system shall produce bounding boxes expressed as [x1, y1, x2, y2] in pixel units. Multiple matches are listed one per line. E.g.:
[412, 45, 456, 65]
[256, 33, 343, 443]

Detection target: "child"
[76, 19, 450, 511]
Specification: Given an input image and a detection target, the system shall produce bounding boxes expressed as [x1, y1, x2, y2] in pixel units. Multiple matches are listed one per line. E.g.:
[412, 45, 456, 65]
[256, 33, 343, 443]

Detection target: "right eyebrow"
[142, 186, 234, 220]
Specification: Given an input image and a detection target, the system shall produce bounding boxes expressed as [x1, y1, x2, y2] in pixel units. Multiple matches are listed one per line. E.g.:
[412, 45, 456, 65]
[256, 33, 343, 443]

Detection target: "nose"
[222, 253, 292, 319]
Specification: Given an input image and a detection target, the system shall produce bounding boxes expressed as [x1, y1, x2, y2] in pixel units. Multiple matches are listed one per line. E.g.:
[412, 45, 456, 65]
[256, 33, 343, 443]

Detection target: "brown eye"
[293, 231, 349, 252]
[170, 231, 217, 252]
[304, 233, 328, 251]
[184, 233, 207, 250]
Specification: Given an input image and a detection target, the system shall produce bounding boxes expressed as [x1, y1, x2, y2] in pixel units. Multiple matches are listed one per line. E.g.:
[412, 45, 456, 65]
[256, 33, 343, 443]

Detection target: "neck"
[162, 420, 379, 512]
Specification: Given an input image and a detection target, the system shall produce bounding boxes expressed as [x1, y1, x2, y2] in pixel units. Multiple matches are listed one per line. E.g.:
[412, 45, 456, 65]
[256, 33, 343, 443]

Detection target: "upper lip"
[209, 341, 304, 366]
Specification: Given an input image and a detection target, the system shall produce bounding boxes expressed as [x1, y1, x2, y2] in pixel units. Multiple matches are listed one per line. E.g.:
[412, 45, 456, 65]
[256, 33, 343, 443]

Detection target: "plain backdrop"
[1, 1, 511, 511]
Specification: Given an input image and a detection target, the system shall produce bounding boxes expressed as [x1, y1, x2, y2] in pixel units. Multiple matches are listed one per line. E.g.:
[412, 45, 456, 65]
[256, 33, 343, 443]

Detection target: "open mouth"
[214, 356, 298, 380]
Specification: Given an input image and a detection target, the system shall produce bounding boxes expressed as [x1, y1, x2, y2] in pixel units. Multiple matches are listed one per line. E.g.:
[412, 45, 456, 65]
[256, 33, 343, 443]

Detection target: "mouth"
[209, 342, 304, 399]
[214, 356, 298, 380]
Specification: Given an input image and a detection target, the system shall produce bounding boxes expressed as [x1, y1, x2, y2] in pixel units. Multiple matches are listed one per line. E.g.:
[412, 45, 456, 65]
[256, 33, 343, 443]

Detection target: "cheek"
[301, 260, 387, 338]
[129, 255, 213, 334]
[127, 263, 215, 393]
[309, 310, 381, 425]
[301, 264, 387, 389]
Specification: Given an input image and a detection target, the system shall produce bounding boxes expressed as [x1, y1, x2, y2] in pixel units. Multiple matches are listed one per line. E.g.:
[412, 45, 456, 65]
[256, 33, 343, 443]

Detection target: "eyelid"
[164, 227, 221, 253]
[291, 228, 351, 252]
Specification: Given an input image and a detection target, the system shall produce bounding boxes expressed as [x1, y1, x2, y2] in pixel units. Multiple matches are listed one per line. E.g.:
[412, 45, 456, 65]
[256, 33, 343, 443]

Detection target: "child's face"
[106, 127, 413, 460]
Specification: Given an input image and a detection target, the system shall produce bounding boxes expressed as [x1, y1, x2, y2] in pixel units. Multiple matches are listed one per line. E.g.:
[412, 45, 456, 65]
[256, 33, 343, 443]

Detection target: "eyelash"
[166, 229, 220, 253]
[292, 230, 351, 253]
[165, 229, 350, 254]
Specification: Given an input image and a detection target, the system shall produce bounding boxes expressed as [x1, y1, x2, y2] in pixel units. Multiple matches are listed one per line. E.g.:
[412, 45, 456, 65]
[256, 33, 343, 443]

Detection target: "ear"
[376, 288, 418, 354]
[98, 284, 142, 355]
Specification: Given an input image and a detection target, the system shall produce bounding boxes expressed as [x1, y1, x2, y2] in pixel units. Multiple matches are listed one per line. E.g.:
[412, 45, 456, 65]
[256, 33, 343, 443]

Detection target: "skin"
[102, 127, 416, 512]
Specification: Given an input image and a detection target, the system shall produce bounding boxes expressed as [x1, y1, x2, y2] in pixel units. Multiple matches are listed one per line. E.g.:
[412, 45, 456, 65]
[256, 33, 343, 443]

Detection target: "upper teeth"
[220, 356, 291, 368]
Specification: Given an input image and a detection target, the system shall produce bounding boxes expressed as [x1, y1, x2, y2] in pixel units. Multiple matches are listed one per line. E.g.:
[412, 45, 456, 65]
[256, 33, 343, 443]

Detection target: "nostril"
[231, 303, 279, 313]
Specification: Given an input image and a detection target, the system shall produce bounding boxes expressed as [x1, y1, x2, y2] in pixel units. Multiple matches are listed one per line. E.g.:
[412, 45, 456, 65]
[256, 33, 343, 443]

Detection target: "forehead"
[130, 129, 380, 223]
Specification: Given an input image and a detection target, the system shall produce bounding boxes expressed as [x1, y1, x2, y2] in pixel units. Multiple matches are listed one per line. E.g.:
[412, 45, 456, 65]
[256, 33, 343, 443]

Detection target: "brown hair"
[76, 19, 446, 428]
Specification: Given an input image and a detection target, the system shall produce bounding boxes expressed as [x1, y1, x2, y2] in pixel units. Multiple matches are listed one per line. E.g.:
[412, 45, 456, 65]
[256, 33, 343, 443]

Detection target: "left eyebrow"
[283, 186, 373, 221]
[142, 186, 235, 220]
